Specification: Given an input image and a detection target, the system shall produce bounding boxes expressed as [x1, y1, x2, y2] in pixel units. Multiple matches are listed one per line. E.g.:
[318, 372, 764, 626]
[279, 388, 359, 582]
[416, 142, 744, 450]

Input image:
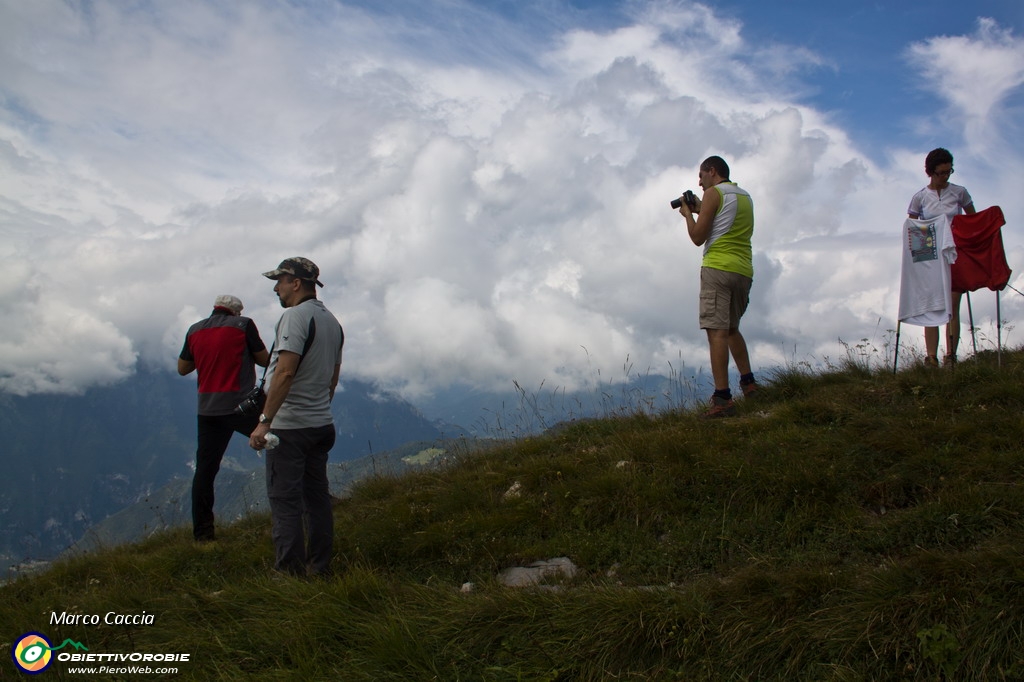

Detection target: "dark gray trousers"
[265, 424, 336, 576]
[193, 412, 259, 540]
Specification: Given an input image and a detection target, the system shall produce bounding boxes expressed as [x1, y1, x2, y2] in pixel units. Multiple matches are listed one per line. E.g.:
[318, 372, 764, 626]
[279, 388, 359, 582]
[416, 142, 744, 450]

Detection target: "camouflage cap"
[213, 294, 244, 314]
[262, 257, 324, 287]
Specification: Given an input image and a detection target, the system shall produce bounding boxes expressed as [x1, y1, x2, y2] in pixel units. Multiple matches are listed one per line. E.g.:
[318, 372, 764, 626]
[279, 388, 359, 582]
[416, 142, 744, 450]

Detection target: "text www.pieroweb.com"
[66, 665, 179, 675]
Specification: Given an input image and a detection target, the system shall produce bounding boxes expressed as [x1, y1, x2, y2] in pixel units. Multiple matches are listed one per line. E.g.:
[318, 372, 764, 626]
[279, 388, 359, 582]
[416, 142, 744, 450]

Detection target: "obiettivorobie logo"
[11, 632, 88, 675]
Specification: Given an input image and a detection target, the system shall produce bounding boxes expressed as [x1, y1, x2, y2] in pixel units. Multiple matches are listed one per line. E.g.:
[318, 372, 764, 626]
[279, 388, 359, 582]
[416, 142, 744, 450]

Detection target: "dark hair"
[277, 274, 316, 294]
[700, 155, 730, 180]
[925, 148, 954, 176]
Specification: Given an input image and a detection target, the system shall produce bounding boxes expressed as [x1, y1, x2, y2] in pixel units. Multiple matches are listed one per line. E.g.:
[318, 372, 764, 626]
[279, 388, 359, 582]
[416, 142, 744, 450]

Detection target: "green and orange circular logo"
[11, 632, 53, 675]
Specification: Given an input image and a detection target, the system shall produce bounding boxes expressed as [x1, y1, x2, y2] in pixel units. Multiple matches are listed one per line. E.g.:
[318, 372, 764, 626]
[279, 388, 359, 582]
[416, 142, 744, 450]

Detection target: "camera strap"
[256, 344, 272, 392]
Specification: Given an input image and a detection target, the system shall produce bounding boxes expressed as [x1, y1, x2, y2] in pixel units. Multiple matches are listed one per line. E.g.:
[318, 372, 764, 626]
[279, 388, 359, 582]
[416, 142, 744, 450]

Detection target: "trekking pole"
[997, 290, 1003, 367]
[966, 292, 978, 355]
[893, 320, 901, 374]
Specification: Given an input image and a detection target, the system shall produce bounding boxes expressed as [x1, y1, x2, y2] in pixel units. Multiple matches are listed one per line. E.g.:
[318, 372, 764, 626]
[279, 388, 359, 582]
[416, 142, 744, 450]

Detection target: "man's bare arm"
[682, 187, 720, 246]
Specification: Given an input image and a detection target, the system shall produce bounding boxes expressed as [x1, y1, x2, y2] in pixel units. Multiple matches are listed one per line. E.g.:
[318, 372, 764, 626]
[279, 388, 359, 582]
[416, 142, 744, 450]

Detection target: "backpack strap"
[300, 317, 316, 360]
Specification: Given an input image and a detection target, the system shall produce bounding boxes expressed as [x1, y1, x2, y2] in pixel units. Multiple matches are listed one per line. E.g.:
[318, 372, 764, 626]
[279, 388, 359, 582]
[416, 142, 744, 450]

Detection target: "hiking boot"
[924, 356, 939, 368]
[741, 381, 760, 399]
[701, 395, 737, 419]
[943, 354, 957, 368]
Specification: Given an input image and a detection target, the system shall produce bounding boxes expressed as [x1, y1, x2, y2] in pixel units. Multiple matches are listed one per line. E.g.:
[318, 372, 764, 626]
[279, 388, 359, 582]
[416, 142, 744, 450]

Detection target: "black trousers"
[192, 412, 258, 540]
[265, 425, 336, 576]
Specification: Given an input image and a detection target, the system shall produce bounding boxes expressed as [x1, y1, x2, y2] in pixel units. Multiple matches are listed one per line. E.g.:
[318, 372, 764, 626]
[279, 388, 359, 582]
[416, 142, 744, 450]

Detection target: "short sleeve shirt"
[268, 299, 344, 429]
[898, 215, 957, 327]
[907, 183, 973, 220]
[180, 312, 267, 416]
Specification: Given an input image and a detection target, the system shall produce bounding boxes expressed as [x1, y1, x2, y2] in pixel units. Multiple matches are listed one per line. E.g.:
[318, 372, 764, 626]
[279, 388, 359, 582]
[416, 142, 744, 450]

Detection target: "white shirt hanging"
[898, 215, 957, 327]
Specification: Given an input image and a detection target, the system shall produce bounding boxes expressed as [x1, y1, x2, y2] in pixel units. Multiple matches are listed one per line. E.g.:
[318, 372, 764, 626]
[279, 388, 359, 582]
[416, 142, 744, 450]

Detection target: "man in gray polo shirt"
[249, 257, 344, 577]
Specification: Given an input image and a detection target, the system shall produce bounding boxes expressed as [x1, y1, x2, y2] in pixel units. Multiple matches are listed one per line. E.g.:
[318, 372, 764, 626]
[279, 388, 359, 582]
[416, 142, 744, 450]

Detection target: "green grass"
[4, 349, 1024, 680]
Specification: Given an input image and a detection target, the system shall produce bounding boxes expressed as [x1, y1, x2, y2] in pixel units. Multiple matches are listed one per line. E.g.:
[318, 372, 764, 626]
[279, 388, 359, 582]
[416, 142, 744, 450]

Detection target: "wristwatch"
[259, 413, 271, 424]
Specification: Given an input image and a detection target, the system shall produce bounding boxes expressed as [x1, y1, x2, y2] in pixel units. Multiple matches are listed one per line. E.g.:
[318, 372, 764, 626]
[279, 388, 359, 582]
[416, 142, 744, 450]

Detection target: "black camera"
[235, 384, 266, 416]
[670, 190, 697, 211]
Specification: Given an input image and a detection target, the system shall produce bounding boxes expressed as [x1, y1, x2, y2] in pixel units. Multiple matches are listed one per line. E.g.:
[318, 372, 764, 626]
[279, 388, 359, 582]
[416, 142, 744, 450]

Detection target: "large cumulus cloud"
[1, 0, 1022, 398]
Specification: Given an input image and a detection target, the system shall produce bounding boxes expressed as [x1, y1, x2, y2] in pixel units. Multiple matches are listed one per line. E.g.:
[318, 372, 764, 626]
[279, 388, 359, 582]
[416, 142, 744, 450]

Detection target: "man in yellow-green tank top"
[677, 155, 759, 418]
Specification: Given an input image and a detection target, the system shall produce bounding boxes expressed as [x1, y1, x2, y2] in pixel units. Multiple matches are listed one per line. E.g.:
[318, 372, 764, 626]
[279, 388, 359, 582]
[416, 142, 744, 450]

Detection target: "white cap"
[213, 294, 243, 314]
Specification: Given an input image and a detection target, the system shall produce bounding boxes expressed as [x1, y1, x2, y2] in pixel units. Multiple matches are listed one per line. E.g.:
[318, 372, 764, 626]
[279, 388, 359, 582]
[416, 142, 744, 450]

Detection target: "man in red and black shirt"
[178, 295, 269, 541]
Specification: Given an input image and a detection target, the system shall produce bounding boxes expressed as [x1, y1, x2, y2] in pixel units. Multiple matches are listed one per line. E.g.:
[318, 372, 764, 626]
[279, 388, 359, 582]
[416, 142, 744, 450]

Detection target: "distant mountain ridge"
[67, 440, 456, 558]
[416, 371, 707, 437]
[0, 369, 455, 566]
[3, 363, 706, 568]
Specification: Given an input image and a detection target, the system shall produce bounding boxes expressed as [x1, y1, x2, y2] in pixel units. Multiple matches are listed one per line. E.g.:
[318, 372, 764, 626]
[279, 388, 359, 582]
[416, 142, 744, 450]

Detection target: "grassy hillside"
[3, 349, 1024, 680]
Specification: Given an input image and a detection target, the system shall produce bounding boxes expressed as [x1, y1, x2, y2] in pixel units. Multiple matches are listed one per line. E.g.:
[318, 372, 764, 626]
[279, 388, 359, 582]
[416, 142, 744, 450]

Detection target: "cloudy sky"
[2, 0, 1023, 400]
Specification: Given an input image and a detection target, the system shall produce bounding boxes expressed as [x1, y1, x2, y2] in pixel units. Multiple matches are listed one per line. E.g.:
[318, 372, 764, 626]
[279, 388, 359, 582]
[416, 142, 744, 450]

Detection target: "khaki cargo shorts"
[699, 266, 752, 330]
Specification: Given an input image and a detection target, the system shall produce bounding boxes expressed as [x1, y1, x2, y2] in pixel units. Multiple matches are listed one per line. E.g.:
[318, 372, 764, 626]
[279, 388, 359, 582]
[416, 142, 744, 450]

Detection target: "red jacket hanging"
[950, 206, 1011, 292]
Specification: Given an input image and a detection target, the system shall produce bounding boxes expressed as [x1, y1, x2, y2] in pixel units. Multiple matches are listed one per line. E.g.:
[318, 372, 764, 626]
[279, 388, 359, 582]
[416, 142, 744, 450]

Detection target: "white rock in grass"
[498, 557, 578, 587]
[502, 481, 523, 500]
